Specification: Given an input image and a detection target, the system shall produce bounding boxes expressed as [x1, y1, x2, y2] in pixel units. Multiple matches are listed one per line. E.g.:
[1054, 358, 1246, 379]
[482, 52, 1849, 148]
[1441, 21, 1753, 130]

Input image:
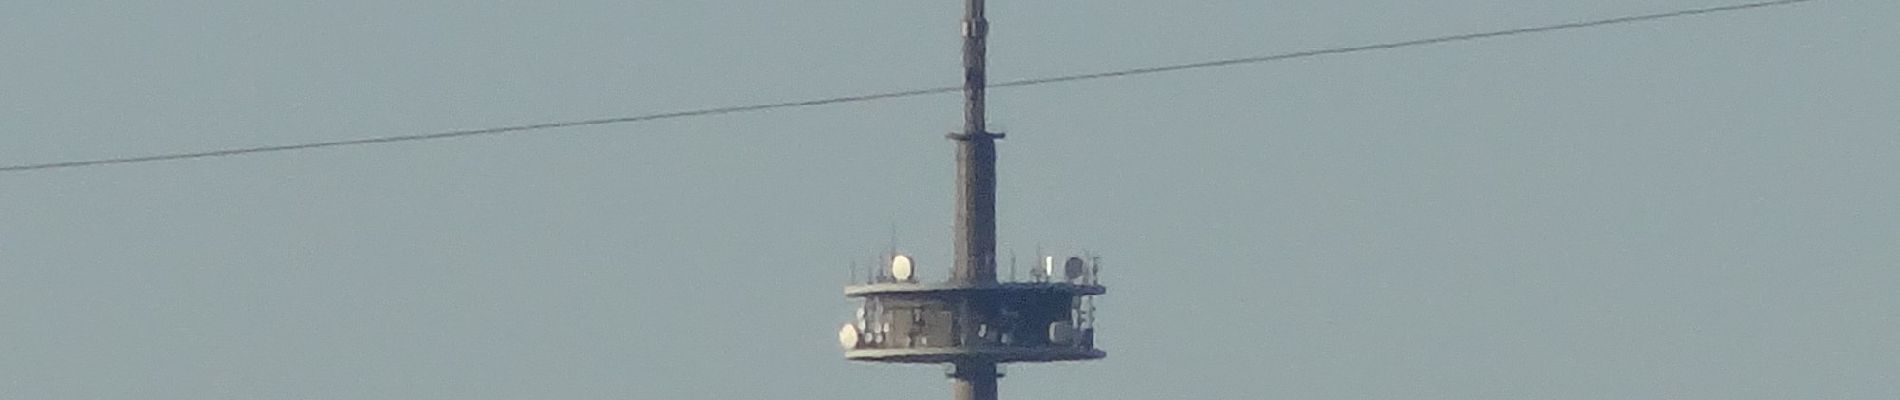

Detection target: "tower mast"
[841, 3, 1104, 400]
[951, 1, 1000, 398]
[952, 0, 999, 286]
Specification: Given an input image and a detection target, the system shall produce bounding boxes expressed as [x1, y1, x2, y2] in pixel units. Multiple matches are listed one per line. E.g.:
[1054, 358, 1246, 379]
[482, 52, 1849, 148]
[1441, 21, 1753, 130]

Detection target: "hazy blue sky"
[4, 1, 1895, 398]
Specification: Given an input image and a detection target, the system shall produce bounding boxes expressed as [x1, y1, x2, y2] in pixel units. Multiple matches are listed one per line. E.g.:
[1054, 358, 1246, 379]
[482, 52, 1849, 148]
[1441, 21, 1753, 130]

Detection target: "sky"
[3, 0, 1896, 398]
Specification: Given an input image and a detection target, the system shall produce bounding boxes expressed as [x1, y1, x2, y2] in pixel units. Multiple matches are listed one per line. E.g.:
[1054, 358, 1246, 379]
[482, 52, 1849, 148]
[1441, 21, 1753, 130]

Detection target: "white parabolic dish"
[838, 324, 860, 349]
[891, 254, 914, 281]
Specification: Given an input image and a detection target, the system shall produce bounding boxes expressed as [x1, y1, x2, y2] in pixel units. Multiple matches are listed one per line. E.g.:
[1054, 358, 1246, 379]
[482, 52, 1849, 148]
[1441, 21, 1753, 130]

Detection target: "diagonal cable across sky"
[0, 0, 1821, 173]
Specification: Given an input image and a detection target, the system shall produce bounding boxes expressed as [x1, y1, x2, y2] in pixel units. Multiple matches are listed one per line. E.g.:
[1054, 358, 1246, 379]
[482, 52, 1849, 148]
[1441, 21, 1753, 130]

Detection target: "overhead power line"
[1, 0, 1819, 173]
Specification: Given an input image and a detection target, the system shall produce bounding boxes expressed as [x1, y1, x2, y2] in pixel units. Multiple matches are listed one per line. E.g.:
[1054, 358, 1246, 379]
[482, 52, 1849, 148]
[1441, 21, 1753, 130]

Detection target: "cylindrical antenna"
[962, 0, 988, 136]
[951, 0, 999, 285]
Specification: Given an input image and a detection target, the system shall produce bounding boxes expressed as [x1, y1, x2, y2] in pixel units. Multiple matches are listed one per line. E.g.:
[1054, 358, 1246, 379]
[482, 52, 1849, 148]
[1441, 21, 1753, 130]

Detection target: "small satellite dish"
[891, 254, 914, 281]
[839, 323, 861, 349]
[1063, 257, 1087, 281]
[1048, 322, 1075, 345]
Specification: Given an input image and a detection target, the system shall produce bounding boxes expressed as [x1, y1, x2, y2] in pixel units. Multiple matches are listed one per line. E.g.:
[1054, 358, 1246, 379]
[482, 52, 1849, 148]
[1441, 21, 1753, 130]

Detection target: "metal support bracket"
[946, 131, 1006, 141]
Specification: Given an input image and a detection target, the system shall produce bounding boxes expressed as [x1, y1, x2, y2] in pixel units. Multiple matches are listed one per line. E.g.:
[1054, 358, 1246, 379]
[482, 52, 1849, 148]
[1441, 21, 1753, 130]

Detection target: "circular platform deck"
[844, 282, 1106, 298]
[845, 345, 1106, 364]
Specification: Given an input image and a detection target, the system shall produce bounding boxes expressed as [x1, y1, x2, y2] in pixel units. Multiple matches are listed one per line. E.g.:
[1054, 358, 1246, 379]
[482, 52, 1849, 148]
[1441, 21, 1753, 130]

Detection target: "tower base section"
[950, 362, 999, 400]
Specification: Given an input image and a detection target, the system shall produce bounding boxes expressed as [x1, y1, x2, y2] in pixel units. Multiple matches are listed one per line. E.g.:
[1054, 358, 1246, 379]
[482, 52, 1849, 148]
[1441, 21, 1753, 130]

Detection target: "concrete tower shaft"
[952, 0, 999, 286]
[953, 1, 1000, 399]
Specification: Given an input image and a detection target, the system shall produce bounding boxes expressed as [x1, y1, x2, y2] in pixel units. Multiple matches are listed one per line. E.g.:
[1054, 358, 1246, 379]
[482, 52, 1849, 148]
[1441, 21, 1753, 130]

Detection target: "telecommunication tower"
[836, 1, 1106, 400]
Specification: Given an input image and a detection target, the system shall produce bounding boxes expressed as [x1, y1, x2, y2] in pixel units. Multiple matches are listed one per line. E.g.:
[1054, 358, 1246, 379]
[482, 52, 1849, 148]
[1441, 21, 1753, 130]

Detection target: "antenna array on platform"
[836, 2, 1108, 400]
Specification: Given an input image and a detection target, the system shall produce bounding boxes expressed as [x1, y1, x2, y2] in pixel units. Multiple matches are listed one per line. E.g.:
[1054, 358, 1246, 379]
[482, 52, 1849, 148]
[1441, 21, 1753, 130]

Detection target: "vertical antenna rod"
[952, 0, 998, 285]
